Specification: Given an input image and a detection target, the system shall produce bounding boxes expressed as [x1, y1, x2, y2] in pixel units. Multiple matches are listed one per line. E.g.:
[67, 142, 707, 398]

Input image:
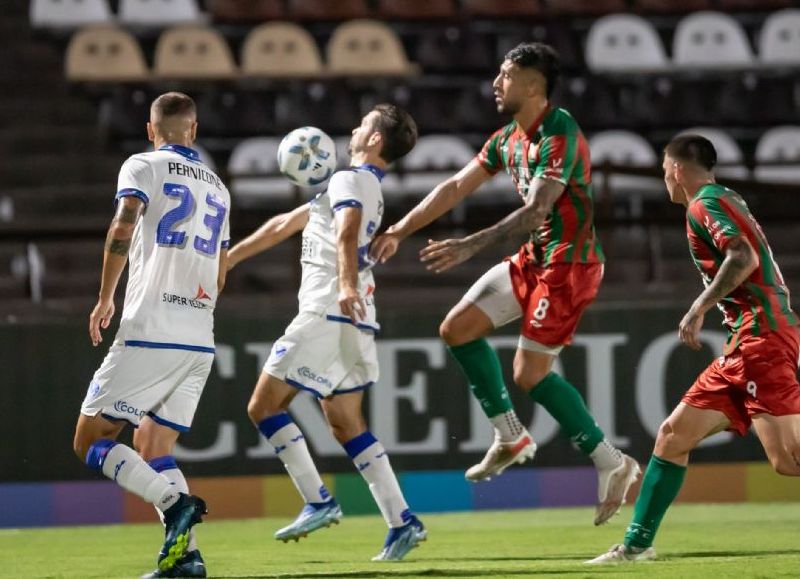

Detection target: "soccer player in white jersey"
[227, 104, 425, 561]
[72, 92, 231, 578]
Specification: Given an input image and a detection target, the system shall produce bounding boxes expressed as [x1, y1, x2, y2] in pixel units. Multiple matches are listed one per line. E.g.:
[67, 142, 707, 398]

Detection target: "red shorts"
[682, 326, 800, 436]
[507, 249, 603, 347]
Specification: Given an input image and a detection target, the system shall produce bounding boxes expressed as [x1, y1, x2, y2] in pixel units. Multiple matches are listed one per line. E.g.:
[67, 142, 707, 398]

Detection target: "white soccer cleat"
[594, 454, 640, 525]
[465, 430, 537, 482]
[585, 543, 656, 564]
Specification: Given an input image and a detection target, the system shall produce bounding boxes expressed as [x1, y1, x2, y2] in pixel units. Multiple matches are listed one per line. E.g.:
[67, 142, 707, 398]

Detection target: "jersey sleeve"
[115, 155, 153, 207]
[327, 170, 364, 212]
[476, 129, 504, 175]
[688, 197, 743, 253]
[531, 134, 577, 184]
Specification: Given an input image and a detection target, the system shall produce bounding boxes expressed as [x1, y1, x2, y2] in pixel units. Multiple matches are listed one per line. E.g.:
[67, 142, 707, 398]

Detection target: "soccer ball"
[277, 126, 337, 187]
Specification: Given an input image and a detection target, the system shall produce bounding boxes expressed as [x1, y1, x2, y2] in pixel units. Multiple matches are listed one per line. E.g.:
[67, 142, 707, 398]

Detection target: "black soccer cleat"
[157, 494, 207, 573]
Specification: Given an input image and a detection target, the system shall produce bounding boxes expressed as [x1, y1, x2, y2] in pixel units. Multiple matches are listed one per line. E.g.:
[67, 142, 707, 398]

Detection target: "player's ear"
[146, 122, 156, 143]
[367, 130, 382, 151]
[190, 121, 198, 142]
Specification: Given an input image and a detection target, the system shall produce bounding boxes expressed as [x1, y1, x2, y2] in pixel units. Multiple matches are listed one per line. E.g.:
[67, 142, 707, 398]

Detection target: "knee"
[247, 397, 285, 425]
[654, 419, 696, 458]
[439, 317, 460, 346]
[768, 448, 800, 476]
[329, 419, 364, 445]
[514, 368, 549, 391]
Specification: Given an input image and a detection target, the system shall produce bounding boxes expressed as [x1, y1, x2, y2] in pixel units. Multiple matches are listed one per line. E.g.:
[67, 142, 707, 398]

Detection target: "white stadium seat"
[678, 127, 749, 179]
[228, 138, 296, 206]
[673, 11, 754, 68]
[754, 126, 800, 183]
[118, 0, 203, 26]
[585, 14, 670, 73]
[758, 9, 800, 66]
[403, 136, 476, 196]
[30, 0, 112, 29]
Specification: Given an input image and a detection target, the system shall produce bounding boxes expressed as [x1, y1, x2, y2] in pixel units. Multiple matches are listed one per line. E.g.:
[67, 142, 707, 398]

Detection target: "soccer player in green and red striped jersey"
[589, 134, 800, 565]
[371, 43, 639, 527]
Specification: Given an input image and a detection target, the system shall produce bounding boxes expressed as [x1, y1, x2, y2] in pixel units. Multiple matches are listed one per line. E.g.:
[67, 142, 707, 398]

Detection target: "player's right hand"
[89, 298, 115, 346]
[370, 233, 400, 264]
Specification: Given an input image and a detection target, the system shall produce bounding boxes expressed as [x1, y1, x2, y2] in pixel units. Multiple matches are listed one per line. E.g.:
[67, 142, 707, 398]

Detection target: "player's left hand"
[338, 288, 366, 322]
[678, 307, 704, 350]
[420, 238, 476, 273]
[89, 298, 115, 347]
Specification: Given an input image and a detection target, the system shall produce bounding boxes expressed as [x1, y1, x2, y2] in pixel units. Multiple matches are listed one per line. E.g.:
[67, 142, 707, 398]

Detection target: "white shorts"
[264, 311, 378, 399]
[462, 261, 563, 354]
[80, 340, 214, 432]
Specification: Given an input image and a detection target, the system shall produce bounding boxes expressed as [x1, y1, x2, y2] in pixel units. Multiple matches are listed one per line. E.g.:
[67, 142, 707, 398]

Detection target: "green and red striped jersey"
[687, 183, 798, 347]
[476, 106, 604, 266]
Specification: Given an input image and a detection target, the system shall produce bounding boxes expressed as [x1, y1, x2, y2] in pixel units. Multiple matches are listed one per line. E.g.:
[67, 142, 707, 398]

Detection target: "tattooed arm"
[420, 178, 564, 273]
[89, 196, 145, 346]
[679, 236, 759, 350]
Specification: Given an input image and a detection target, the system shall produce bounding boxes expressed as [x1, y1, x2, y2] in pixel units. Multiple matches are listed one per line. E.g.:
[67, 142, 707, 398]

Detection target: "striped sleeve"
[688, 197, 743, 253]
[476, 129, 504, 175]
[532, 134, 577, 184]
[327, 170, 363, 212]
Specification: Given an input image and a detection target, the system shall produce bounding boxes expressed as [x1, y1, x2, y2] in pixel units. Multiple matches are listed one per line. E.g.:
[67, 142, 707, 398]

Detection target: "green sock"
[528, 372, 604, 454]
[448, 339, 512, 418]
[624, 455, 687, 550]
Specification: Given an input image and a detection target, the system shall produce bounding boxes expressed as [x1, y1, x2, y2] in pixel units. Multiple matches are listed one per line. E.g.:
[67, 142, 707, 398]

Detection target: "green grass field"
[1, 503, 798, 578]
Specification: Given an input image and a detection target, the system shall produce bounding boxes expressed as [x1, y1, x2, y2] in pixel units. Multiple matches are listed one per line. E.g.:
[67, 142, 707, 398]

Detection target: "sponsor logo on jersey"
[297, 366, 333, 390]
[195, 285, 211, 300]
[86, 380, 101, 400]
[113, 400, 146, 419]
[162, 292, 210, 310]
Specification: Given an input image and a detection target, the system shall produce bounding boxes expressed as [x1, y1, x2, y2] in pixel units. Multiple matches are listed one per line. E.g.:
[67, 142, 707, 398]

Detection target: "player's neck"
[350, 152, 387, 171]
[685, 176, 716, 200]
[513, 98, 549, 135]
[153, 136, 194, 151]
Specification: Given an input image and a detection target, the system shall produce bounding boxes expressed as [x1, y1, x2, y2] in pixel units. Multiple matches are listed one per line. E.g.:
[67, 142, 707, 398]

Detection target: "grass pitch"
[1, 502, 798, 578]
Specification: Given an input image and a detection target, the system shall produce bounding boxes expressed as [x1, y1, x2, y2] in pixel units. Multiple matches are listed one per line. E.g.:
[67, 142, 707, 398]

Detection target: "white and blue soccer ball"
[277, 126, 337, 187]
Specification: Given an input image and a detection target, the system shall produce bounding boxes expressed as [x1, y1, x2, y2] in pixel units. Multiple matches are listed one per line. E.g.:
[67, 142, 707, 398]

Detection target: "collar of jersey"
[517, 105, 552, 140]
[355, 163, 386, 182]
[159, 144, 201, 162]
[694, 183, 723, 201]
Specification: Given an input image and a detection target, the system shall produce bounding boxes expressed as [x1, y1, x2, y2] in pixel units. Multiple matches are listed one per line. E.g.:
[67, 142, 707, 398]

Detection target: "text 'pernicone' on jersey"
[114, 144, 232, 352]
[477, 106, 604, 267]
[298, 164, 385, 334]
[686, 183, 798, 351]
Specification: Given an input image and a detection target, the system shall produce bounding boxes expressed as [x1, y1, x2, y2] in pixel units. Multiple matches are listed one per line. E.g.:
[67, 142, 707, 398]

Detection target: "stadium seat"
[326, 20, 419, 76]
[589, 130, 661, 217]
[288, 0, 370, 20]
[585, 14, 669, 73]
[673, 11, 754, 68]
[119, 0, 202, 26]
[633, 0, 711, 13]
[228, 137, 296, 206]
[754, 126, 800, 184]
[403, 136, 476, 196]
[241, 22, 323, 78]
[377, 0, 457, 19]
[462, 0, 541, 18]
[30, 0, 112, 29]
[759, 9, 800, 66]
[153, 26, 237, 79]
[542, 0, 626, 15]
[65, 26, 149, 82]
[207, 0, 285, 23]
[678, 127, 749, 179]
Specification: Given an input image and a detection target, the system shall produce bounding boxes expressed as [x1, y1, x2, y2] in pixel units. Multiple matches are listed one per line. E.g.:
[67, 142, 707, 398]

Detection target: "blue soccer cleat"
[141, 549, 207, 578]
[371, 513, 427, 561]
[158, 494, 207, 572]
[274, 499, 342, 542]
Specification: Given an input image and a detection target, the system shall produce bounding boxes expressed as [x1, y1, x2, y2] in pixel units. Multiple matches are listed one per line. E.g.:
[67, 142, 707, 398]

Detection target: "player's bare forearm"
[99, 197, 143, 300]
[335, 206, 366, 320]
[387, 160, 491, 239]
[465, 178, 563, 254]
[228, 204, 309, 269]
[691, 237, 759, 316]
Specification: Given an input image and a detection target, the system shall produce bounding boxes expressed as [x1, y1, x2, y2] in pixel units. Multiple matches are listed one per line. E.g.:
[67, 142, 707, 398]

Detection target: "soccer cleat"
[274, 499, 342, 543]
[371, 514, 427, 561]
[465, 430, 537, 482]
[585, 543, 656, 564]
[141, 550, 207, 578]
[594, 454, 641, 525]
[158, 494, 207, 573]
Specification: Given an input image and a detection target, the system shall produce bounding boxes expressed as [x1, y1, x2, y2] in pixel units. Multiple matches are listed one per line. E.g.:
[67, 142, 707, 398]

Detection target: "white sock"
[101, 444, 179, 511]
[351, 439, 409, 528]
[269, 423, 329, 504]
[161, 467, 198, 552]
[590, 438, 624, 470]
[490, 410, 525, 441]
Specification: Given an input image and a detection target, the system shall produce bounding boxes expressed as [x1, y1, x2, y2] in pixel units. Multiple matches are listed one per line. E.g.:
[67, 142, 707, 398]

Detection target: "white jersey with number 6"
[114, 144, 231, 351]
